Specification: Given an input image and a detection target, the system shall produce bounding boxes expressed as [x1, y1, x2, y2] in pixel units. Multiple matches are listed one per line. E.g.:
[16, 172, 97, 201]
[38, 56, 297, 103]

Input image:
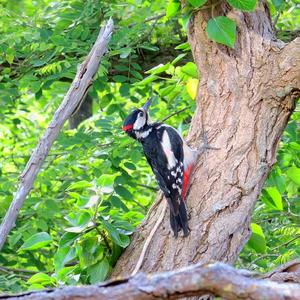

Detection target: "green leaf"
[111, 196, 129, 212]
[268, 169, 286, 194]
[77, 238, 104, 267]
[54, 246, 77, 271]
[115, 186, 133, 200]
[56, 266, 76, 282]
[120, 48, 132, 58]
[172, 53, 187, 65]
[289, 142, 300, 151]
[97, 174, 116, 187]
[87, 258, 109, 284]
[227, 0, 257, 11]
[28, 273, 54, 285]
[67, 181, 92, 190]
[139, 45, 159, 52]
[181, 62, 198, 78]
[287, 166, 300, 185]
[102, 220, 130, 248]
[115, 64, 129, 72]
[6, 53, 14, 64]
[112, 75, 128, 83]
[271, 0, 284, 10]
[247, 223, 266, 254]
[166, 1, 181, 18]
[19, 232, 52, 251]
[135, 75, 159, 86]
[265, 187, 283, 210]
[124, 162, 136, 170]
[146, 63, 170, 75]
[59, 232, 78, 247]
[206, 16, 237, 48]
[188, 0, 207, 8]
[186, 78, 199, 100]
[130, 70, 143, 80]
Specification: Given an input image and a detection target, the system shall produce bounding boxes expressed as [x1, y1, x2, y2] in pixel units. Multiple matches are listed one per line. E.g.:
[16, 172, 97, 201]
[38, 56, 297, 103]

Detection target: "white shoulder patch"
[161, 130, 177, 169]
[183, 142, 197, 169]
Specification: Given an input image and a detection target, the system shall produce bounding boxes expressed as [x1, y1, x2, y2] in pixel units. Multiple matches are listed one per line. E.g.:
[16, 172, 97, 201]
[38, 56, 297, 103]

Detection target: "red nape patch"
[122, 124, 133, 131]
[182, 164, 193, 200]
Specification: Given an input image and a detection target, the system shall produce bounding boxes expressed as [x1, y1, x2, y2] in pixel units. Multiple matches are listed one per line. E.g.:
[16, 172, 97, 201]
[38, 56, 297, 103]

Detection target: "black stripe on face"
[123, 109, 140, 128]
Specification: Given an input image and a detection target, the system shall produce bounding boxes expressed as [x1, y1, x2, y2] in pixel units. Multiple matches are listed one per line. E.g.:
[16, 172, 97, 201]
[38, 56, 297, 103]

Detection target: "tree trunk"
[112, 1, 300, 276]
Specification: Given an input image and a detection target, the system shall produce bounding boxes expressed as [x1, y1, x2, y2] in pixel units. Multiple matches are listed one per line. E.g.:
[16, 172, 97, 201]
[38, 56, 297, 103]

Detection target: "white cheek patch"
[133, 114, 146, 130]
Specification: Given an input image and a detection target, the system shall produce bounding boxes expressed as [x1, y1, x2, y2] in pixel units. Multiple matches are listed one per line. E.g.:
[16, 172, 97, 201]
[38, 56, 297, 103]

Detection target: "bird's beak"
[142, 97, 152, 112]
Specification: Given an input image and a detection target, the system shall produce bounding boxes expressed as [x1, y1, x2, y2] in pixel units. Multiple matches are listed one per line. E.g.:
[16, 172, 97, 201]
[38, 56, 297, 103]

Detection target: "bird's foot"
[197, 130, 220, 155]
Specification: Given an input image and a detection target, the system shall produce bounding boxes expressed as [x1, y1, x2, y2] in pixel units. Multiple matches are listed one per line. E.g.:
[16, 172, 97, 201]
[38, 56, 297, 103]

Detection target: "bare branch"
[131, 201, 167, 276]
[0, 18, 114, 250]
[161, 106, 190, 123]
[273, 37, 300, 101]
[1, 262, 300, 300]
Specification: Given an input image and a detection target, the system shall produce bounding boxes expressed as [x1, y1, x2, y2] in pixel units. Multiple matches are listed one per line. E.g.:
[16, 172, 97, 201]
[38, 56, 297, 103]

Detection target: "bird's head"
[122, 98, 152, 138]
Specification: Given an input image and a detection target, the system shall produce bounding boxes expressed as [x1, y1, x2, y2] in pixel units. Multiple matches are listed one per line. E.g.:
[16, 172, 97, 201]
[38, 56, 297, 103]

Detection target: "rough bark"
[112, 2, 300, 276]
[0, 19, 114, 250]
[2, 262, 300, 300]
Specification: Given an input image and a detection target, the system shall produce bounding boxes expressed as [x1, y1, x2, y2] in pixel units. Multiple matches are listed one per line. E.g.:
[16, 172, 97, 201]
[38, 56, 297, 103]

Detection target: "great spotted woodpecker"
[123, 98, 198, 237]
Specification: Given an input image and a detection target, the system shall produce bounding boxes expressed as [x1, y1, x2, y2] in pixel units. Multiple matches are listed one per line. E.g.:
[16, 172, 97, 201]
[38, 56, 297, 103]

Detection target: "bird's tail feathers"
[169, 200, 189, 238]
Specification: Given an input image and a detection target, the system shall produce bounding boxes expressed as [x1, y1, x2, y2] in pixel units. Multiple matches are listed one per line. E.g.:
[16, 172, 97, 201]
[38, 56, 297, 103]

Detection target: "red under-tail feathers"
[182, 164, 194, 200]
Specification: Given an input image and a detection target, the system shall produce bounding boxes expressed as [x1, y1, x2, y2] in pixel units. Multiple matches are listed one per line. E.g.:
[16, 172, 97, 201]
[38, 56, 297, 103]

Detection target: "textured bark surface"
[112, 2, 300, 276]
[2, 262, 300, 300]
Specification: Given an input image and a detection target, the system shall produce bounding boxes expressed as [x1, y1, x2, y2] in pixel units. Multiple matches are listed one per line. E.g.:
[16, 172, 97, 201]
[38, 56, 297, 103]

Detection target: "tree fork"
[111, 1, 300, 276]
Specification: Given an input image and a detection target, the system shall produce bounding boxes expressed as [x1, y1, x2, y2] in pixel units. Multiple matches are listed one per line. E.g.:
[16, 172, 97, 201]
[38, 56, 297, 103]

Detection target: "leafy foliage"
[0, 0, 299, 294]
[227, 0, 257, 11]
[206, 16, 237, 48]
[239, 110, 300, 271]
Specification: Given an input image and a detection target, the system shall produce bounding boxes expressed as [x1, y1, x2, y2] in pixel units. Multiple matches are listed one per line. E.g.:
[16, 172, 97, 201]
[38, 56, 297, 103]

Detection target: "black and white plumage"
[123, 99, 197, 237]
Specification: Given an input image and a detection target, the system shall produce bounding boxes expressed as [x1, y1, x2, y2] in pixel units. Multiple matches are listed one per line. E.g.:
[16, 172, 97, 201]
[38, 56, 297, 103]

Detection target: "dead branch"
[1, 262, 300, 300]
[0, 18, 114, 250]
[259, 258, 300, 283]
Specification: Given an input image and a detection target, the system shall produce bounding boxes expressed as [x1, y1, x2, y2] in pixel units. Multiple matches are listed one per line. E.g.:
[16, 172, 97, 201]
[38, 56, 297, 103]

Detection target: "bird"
[122, 98, 199, 237]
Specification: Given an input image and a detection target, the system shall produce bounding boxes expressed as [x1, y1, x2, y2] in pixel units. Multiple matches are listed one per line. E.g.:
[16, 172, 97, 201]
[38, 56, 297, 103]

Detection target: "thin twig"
[0, 267, 31, 279]
[131, 201, 167, 276]
[161, 107, 190, 123]
[273, 12, 280, 29]
[251, 236, 300, 267]
[251, 254, 279, 266]
[92, 193, 112, 253]
[145, 13, 166, 23]
[0, 266, 37, 274]
[271, 235, 300, 251]
[127, 13, 166, 29]
[284, 197, 300, 217]
[137, 184, 158, 191]
[94, 225, 112, 254]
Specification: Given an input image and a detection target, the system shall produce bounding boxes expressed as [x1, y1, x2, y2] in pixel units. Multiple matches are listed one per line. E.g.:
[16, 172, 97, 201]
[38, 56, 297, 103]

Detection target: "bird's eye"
[139, 111, 144, 117]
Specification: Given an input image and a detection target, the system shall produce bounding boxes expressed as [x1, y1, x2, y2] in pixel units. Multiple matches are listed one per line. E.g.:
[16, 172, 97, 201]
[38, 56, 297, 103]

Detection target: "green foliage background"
[0, 0, 299, 293]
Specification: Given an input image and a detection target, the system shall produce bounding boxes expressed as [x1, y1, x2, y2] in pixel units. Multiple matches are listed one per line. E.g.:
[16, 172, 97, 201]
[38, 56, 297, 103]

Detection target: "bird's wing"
[150, 125, 184, 215]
